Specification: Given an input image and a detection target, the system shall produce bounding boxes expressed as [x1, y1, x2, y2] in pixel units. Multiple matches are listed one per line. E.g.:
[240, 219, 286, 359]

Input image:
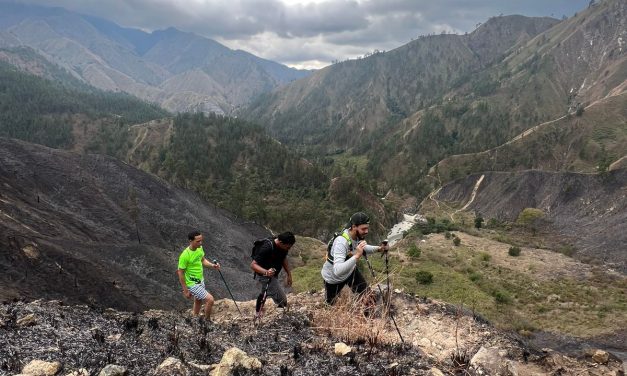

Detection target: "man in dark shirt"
[250, 231, 296, 315]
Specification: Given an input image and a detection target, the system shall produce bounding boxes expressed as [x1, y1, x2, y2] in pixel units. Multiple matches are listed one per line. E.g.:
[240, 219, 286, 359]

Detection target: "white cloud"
[11, 0, 590, 69]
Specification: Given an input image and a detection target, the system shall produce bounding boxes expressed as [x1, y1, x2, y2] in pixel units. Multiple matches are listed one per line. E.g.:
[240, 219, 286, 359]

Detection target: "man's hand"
[379, 243, 389, 253]
[182, 289, 191, 299]
[286, 272, 293, 287]
[266, 268, 276, 277]
[354, 240, 366, 259]
[213, 262, 221, 270]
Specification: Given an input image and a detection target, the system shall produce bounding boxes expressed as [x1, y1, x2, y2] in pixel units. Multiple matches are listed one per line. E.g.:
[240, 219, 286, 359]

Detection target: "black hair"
[188, 230, 202, 241]
[276, 231, 296, 245]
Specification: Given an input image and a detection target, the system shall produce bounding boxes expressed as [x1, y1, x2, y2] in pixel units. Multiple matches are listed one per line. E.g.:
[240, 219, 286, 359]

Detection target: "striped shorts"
[188, 281, 209, 300]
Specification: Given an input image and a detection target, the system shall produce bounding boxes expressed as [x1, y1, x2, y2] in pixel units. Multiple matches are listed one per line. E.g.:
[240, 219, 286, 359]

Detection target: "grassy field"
[290, 231, 627, 337]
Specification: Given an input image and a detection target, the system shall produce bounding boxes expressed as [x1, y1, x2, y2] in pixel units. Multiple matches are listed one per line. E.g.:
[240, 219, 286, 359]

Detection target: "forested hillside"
[115, 113, 390, 237]
[243, 0, 626, 201]
[0, 59, 167, 148]
[0, 57, 390, 238]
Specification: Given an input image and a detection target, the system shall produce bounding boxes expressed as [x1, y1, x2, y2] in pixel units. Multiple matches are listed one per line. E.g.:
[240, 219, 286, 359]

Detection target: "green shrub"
[412, 217, 458, 235]
[575, 105, 584, 117]
[557, 245, 576, 257]
[508, 246, 522, 257]
[453, 237, 461, 246]
[474, 217, 484, 229]
[493, 290, 511, 304]
[444, 231, 452, 239]
[407, 244, 422, 259]
[516, 208, 545, 226]
[479, 252, 491, 262]
[469, 272, 482, 282]
[415, 271, 434, 285]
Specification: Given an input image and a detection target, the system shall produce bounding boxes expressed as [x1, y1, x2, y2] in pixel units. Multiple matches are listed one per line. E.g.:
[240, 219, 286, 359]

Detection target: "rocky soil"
[1, 292, 623, 376]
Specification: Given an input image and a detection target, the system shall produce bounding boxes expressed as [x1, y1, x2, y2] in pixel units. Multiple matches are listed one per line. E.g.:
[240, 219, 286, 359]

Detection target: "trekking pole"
[362, 251, 405, 344]
[212, 259, 243, 316]
[383, 240, 391, 308]
[254, 278, 271, 325]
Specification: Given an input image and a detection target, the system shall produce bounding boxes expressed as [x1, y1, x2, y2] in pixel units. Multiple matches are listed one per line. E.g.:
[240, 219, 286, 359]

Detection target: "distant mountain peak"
[0, 2, 311, 114]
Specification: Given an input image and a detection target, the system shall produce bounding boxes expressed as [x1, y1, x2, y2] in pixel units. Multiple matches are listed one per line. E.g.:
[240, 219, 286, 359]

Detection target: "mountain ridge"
[0, 2, 311, 114]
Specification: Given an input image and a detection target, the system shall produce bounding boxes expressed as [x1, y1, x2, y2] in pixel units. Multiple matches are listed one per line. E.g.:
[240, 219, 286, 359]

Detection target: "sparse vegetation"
[312, 291, 395, 346]
[474, 217, 484, 229]
[453, 236, 461, 246]
[415, 271, 434, 285]
[407, 244, 422, 259]
[557, 245, 576, 257]
[516, 208, 545, 225]
[508, 246, 522, 256]
[493, 290, 511, 304]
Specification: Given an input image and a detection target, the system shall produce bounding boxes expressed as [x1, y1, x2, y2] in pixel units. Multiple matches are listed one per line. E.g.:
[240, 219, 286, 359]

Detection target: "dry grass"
[310, 289, 398, 346]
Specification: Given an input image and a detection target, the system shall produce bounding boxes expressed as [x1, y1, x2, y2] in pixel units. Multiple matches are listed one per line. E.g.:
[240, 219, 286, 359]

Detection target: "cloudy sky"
[15, 0, 590, 69]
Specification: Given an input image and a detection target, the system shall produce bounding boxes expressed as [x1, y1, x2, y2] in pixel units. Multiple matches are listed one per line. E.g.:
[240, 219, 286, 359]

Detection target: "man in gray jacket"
[321, 212, 388, 305]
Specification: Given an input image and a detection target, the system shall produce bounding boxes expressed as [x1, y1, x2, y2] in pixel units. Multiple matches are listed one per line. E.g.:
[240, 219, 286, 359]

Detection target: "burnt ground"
[0, 299, 432, 376]
[0, 138, 270, 311]
[435, 169, 627, 272]
[1, 294, 624, 376]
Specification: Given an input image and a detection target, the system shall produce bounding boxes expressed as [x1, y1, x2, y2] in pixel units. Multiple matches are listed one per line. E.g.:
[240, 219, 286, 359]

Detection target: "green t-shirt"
[178, 246, 205, 286]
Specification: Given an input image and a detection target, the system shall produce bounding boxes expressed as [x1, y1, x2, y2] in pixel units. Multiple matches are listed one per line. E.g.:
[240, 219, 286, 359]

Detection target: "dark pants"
[255, 275, 287, 312]
[324, 268, 368, 305]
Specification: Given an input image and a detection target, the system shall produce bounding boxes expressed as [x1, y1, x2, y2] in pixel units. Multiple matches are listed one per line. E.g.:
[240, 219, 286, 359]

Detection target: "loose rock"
[154, 357, 188, 376]
[21, 360, 62, 376]
[98, 364, 127, 376]
[334, 342, 352, 356]
[211, 347, 262, 376]
[592, 349, 609, 364]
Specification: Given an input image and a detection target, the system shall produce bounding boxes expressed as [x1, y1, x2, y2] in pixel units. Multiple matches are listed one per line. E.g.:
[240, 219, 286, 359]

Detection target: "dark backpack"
[325, 231, 352, 265]
[251, 237, 274, 259]
[251, 237, 274, 278]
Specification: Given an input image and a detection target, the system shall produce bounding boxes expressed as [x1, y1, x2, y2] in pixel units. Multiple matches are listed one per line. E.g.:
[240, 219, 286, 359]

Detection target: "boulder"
[210, 347, 262, 376]
[334, 342, 352, 356]
[470, 346, 515, 375]
[591, 349, 609, 364]
[429, 368, 445, 376]
[21, 360, 61, 375]
[98, 364, 127, 376]
[153, 357, 188, 376]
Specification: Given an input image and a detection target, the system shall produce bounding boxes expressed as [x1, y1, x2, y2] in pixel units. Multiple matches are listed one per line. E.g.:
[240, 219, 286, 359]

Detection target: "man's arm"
[251, 260, 275, 277]
[202, 257, 220, 269]
[177, 269, 191, 298]
[331, 238, 360, 277]
[282, 259, 292, 286]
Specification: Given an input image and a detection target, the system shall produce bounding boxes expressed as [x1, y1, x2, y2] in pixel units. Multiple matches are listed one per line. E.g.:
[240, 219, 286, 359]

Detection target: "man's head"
[349, 212, 370, 240]
[275, 231, 296, 251]
[188, 230, 203, 250]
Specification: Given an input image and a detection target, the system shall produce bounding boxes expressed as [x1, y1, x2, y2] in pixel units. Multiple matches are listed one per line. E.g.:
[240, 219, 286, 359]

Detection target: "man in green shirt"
[177, 231, 220, 320]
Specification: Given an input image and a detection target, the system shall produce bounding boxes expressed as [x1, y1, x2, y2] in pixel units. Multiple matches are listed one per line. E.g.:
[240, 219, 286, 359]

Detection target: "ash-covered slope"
[435, 169, 627, 271]
[0, 138, 269, 311]
[1, 295, 623, 375]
